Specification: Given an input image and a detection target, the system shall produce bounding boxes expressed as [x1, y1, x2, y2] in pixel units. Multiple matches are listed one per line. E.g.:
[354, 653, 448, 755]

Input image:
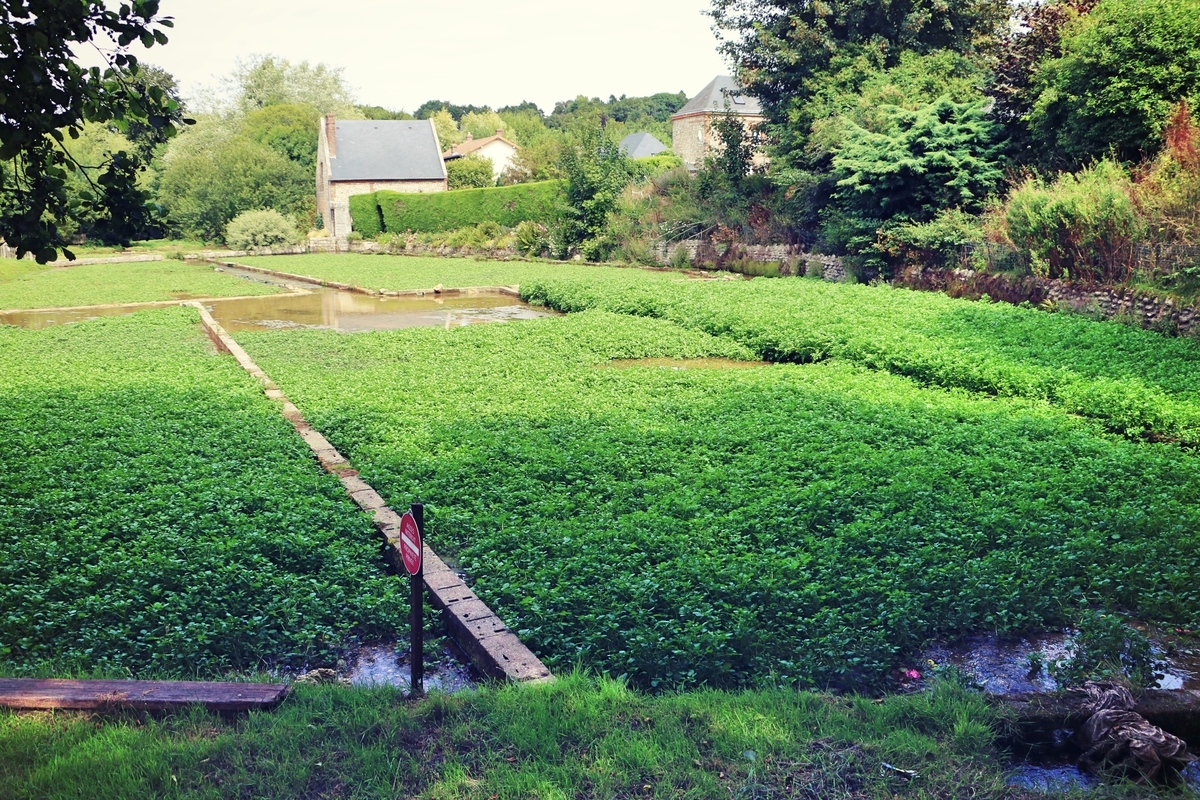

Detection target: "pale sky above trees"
[118, 0, 729, 113]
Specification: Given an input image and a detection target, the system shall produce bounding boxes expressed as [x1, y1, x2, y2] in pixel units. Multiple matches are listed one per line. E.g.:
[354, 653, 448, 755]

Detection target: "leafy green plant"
[445, 154, 494, 190]
[0, 309, 403, 676]
[1050, 611, 1158, 688]
[0, 259, 279, 309]
[224, 208, 298, 250]
[235, 276, 1200, 690]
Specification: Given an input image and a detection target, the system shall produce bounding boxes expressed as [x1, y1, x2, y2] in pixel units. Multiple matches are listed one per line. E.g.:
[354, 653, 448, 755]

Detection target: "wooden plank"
[0, 679, 288, 712]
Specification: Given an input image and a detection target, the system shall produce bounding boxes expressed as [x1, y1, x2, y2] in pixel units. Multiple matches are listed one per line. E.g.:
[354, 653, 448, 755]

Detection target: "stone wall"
[670, 112, 768, 172]
[654, 238, 848, 282]
[899, 266, 1199, 335]
[329, 180, 447, 201]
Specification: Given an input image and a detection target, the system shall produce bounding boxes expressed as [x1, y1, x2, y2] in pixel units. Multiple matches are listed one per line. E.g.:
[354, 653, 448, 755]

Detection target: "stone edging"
[0, 290, 310, 316]
[185, 301, 553, 685]
[216, 260, 522, 298]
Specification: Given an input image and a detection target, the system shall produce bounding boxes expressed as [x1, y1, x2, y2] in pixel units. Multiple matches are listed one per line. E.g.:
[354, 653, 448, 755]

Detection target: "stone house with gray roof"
[316, 116, 448, 237]
[670, 76, 766, 171]
[619, 132, 669, 160]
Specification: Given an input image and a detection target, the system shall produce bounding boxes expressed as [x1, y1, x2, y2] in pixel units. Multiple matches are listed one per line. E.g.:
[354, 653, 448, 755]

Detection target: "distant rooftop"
[672, 76, 762, 118]
[442, 130, 518, 159]
[619, 132, 669, 159]
[329, 120, 445, 182]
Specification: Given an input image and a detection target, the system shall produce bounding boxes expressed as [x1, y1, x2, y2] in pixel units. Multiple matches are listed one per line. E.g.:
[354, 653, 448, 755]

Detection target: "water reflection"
[207, 290, 557, 333]
[0, 287, 559, 333]
[1006, 765, 1101, 793]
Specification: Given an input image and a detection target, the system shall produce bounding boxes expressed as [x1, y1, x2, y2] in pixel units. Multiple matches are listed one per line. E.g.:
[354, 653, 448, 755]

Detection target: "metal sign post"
[400, 504, 424, 697]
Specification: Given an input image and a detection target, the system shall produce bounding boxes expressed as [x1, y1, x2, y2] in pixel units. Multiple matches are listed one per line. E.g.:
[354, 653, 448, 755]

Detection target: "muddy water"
[0, 266, 559, 332]
[206, 289, 556, 333]
[916, 627, 1200, 694]
[344, 639, 479, 692]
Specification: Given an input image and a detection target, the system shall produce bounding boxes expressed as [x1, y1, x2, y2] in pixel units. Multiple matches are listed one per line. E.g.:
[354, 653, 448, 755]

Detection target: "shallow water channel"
[0, 265, 560, 332]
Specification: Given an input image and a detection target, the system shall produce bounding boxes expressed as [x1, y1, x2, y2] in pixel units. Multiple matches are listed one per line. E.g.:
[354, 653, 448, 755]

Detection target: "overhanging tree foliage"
[1027, 0, 1200, 166]
[823, 97, 1001, 270]
[709, 0, 1007, 147]
[0, 0, 184, 261]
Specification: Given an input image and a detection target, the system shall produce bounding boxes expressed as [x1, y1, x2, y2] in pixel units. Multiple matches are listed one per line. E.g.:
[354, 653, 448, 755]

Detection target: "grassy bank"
[0, 260, 279, 310]
[0, 673, 1066, 800]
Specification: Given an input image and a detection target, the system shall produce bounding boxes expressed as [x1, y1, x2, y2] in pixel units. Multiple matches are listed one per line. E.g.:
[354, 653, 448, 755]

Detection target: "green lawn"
[0, 260, 279, 310]
[0, 309, 403, 676]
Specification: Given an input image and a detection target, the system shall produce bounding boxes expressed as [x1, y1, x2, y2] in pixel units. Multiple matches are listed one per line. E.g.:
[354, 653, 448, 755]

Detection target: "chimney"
[495, 128, 503, 137]
[465, 133, 473, 142]
[324, 115, 337, 158]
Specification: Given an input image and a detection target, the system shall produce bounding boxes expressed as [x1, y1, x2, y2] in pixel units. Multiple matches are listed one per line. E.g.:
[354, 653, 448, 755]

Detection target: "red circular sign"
[399, 511, 422, 575]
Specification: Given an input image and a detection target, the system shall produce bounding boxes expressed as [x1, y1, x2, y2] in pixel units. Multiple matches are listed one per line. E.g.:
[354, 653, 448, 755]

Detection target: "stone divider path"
[216, 260, 522, 298]
[186, 301, 553, 685]
[0, 290, 311, 316]
[45, 254, 166, 267]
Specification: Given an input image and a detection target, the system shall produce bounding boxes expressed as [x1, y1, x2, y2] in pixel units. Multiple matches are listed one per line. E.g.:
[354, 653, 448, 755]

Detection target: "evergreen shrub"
[349, 181, 561, 237]
[224, 209, 298, 249]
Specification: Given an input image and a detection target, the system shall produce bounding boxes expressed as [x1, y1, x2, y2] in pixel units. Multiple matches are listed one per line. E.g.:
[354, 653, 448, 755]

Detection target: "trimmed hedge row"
[350, 181, 562, 236]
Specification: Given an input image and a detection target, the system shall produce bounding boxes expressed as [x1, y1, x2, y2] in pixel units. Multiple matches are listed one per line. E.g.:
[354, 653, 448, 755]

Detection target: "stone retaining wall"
[899, 266, 1199, 336]
[653, 239, 848, 281]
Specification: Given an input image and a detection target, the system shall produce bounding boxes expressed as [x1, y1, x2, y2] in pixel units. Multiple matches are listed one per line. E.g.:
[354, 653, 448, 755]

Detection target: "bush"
[350, 181, 561, 236]
[998, 160, 1144, 282]
[629, 153, 684, 181]
[514, 220, 549, 256]
[446, 154, 495, 190]
[880, 208, 985, 269]
[224, 209, 299, 249]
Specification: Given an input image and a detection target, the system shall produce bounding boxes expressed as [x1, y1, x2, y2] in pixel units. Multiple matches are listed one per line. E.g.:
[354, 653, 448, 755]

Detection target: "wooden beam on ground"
[0, 679, 289, 712]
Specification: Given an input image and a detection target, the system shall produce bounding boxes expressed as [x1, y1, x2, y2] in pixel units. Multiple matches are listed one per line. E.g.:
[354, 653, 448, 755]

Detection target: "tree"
[241, 103, 321, 171]
[228, 55, 359, 117]
[414, 100, 490, 122]
[823, 97, 1001, 267]
[356, 105, 414, 120]
[429, 109, 460, 150]
[446, 154, 494, 190]
[986, 0, 1098, 163]
[1026, 0, 1200, 166]
[0, 0, 183, 261]
[459, 110, 507, 141]
[558, 122, 632, 258]
[156, 132, 310, 241]
[709, 0, 1008, 159]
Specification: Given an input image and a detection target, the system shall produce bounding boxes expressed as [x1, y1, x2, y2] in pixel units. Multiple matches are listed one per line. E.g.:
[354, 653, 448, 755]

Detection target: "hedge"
[349, 181, 562, 237]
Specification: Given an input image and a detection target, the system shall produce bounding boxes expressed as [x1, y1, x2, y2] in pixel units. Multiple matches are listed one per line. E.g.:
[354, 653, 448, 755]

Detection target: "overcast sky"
[130, 0, 730, 113]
